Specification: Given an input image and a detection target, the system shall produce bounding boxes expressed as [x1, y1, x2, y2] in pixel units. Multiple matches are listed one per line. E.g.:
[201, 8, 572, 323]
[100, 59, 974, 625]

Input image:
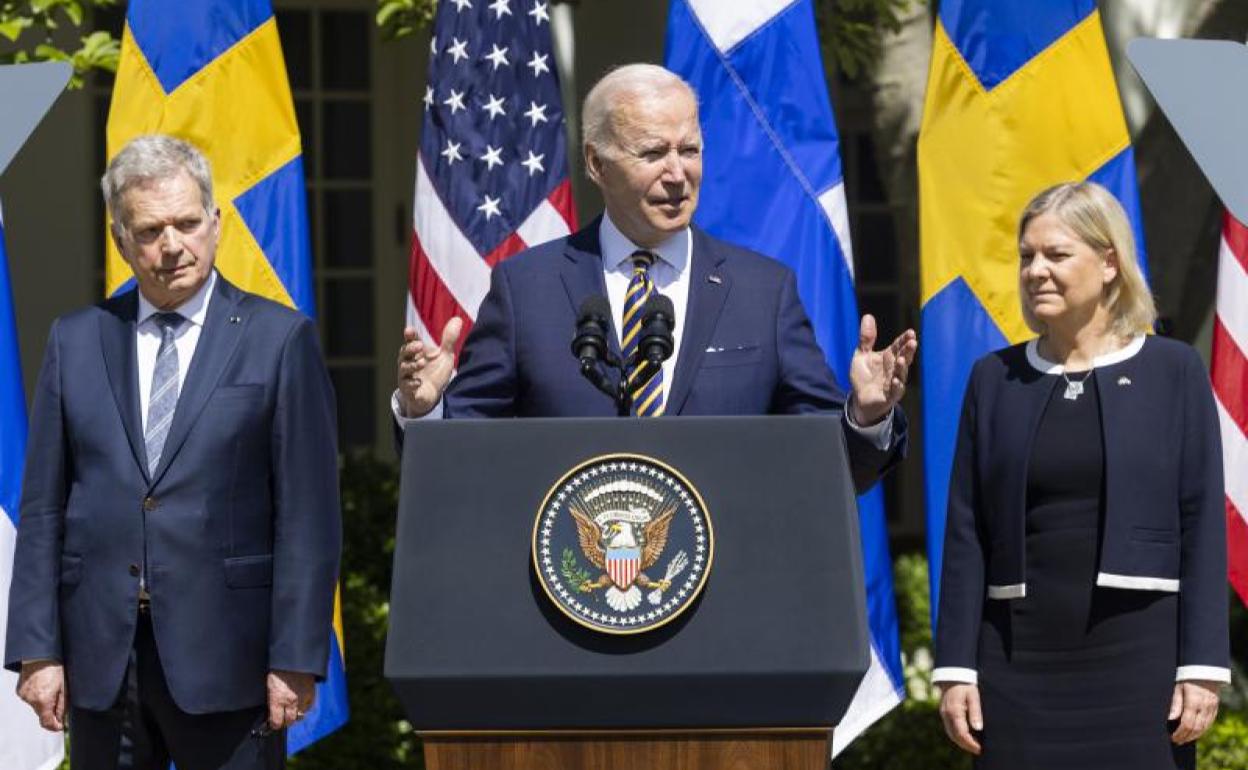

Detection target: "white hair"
[581, 64, 697, 155]
[102, 135, 215, 229]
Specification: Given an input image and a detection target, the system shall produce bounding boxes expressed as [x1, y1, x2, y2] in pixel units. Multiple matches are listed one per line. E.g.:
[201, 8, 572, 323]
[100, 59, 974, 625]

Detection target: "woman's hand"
[1169, 680, 1220, 744]
[938, 682, 983, 755]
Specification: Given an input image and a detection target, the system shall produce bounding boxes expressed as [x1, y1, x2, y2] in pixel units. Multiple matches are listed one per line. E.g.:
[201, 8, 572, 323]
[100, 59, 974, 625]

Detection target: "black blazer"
[934, 335, 1229, 682]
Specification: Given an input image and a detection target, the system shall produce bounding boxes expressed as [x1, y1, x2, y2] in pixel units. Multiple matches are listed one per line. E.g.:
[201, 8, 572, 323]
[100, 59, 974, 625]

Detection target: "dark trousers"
[68, 611, 285, 770]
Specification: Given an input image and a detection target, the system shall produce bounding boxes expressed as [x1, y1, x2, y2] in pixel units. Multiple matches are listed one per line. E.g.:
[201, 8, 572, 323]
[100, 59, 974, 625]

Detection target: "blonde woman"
[933, 182, 1229, 769]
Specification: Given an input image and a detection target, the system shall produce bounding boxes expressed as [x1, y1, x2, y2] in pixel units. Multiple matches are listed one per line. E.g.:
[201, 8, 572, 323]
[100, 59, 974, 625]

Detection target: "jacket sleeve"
[770, 270, 907, 492]
[1175, 347, 1230, 681]
[4, 321, 69, 671]
[442, 261, 519, 418]
[268, 317, 342, 677]
[932, 363, 986, 684]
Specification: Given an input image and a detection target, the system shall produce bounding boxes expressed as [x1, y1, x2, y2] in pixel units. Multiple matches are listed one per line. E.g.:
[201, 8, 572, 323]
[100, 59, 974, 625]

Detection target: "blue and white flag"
[0, 206, 64, 770]
[666, 0, 904, 754]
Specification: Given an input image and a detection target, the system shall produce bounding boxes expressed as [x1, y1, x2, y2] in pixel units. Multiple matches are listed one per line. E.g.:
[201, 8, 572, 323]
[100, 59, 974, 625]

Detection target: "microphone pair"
[573, 294, 675, 369]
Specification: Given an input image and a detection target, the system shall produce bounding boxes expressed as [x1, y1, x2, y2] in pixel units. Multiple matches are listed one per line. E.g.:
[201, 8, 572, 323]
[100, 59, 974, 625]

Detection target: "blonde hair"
[1017, 181, 1156, 338]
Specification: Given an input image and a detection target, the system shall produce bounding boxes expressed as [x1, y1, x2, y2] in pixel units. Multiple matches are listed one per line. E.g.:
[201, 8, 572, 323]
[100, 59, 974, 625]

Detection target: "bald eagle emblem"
[533, 454, 713, 634]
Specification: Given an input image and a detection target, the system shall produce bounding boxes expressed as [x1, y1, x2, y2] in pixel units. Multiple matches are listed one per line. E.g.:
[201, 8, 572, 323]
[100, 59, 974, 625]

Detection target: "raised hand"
[848, 314, 917, 425]
[396, 317, 463, 417]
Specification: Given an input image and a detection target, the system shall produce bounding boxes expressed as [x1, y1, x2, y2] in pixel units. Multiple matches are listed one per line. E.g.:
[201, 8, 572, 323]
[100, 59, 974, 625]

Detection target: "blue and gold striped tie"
[622, 250, 665, 416]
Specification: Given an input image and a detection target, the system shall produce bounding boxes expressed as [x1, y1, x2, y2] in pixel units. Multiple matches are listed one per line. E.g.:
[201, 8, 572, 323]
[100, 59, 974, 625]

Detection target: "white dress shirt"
[137, 270, 216, 431]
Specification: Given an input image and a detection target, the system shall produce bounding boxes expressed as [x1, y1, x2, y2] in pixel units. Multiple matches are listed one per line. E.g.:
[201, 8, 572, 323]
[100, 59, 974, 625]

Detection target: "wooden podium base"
[419, 728, 832, 770]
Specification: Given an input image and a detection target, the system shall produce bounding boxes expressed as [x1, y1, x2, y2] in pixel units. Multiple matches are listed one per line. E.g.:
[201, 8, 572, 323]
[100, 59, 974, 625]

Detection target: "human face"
[1018, 211, 1117, 331]
[113, 170, 219, 311]
[585, 87, 702, 248]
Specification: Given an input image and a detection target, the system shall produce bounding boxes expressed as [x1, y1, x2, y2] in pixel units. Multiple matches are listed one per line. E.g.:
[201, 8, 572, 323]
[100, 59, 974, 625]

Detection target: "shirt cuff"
[1175, 665, 1231, 684]
[391, 389, 444, 426]
[931, 667, 978, 685]
[844, 398, 894, 451]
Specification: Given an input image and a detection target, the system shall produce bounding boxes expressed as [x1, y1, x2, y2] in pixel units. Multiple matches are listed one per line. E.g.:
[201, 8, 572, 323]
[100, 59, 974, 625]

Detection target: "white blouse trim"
[986, 583, 1026, 599]
[1173, 663, 1233, 683]
[931, 667, 979, 685]
[1024, 333, 1147, 374]
[1175, 666, 1232, 684]
[1095, 572, 1180, 592]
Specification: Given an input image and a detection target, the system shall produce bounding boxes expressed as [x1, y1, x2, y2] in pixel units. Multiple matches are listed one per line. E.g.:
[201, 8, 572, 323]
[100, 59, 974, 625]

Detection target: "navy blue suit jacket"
[440, 220, 906, 492]
[4, 276, 342, 714]
[934, 336, 1229, 678]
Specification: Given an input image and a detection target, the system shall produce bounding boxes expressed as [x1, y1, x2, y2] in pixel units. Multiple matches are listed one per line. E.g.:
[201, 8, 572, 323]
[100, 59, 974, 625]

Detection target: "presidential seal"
[532, 454, 713, 635]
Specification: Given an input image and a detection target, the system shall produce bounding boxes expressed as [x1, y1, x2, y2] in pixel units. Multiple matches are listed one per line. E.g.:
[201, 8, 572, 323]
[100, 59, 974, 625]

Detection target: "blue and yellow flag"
[105, 1, 346, 752]
[918, 1, 1147, 620]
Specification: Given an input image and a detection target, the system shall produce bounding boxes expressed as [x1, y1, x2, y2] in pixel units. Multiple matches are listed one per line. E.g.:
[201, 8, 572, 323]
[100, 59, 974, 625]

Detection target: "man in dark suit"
[394, 64, 915, 484]
[4, 135, 341, 769]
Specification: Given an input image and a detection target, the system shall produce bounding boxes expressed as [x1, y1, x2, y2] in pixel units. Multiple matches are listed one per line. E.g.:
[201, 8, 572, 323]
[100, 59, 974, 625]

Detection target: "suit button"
[143, 496, 157, 512]
[128, 563, 140, 577]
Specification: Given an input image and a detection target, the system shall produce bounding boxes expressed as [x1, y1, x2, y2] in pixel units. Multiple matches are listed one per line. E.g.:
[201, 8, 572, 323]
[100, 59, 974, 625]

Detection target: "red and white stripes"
[406, 155, 577, 351]
[1214, 211, 1248, 606]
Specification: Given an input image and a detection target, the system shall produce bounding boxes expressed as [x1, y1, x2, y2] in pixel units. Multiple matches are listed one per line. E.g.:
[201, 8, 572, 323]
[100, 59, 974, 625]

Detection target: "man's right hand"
[396, 317, 463, 417]
[17, 660, 66, 731]
[938, 682, 983, 755]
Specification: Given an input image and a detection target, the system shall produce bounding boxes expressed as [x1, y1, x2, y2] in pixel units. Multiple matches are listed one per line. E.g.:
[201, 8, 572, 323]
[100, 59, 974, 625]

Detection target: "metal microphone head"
[639, 294, 675, 367]
[572, 295, 612, 363]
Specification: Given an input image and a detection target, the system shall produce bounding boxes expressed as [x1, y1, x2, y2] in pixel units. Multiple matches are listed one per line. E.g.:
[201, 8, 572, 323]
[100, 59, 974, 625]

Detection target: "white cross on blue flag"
[665, 0, 905, 755]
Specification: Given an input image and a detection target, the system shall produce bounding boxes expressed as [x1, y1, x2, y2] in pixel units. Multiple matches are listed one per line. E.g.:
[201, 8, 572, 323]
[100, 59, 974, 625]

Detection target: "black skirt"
[975, 374, 1192, 770]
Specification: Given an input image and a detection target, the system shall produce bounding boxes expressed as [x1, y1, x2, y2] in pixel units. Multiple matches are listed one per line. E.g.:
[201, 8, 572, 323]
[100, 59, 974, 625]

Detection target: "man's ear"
[584, 143, 603, 186]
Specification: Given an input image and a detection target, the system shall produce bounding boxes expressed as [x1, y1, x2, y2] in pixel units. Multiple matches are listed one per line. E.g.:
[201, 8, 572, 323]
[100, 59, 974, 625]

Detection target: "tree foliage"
[0, 1, 119, 88]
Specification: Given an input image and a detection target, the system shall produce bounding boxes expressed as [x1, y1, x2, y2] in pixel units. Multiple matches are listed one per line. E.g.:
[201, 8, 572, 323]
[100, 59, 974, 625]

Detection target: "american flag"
[408, 0, 577, 346]
[1215, 211, 1248, 607]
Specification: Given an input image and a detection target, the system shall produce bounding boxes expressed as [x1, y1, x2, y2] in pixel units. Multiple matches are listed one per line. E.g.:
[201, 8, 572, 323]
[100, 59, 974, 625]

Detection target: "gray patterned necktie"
[145, 312, 186, 474]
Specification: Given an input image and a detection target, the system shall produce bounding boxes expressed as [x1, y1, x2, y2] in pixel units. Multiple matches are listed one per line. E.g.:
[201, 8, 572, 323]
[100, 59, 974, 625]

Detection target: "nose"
[1023, 254, 1049, 281]
[158, 225, 183, 255]
[660, 150, 686, 184]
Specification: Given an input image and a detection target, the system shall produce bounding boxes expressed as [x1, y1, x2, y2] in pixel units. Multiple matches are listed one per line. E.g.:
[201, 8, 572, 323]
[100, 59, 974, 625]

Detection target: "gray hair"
[581, 64, 697, 155]
[102, 135, 215, 229]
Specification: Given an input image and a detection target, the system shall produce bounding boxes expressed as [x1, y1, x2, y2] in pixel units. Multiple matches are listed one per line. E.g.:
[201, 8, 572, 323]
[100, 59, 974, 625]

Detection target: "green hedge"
[56, 454, 1248, 767]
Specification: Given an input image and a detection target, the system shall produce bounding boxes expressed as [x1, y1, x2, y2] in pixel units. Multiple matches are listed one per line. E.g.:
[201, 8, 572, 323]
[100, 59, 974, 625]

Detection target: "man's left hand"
[267, 670, 316, 731]
[849, 314, 917, 425]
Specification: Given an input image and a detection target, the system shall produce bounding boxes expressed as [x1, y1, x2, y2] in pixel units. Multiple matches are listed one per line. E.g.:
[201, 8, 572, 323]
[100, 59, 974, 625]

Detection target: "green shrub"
[1199, 709, 1248, 770]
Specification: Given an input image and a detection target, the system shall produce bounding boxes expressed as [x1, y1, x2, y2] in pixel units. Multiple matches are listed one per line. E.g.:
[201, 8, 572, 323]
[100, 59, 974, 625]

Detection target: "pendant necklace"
[1061, 369, 1092, 401]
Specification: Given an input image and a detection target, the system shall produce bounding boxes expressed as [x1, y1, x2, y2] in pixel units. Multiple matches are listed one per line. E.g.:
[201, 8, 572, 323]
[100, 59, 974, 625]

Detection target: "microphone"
[571, 295, 612, 365]
[637, 294, 676, 368]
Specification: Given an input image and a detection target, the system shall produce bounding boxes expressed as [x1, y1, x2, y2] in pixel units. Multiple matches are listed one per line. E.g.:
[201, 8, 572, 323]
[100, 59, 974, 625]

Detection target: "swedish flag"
[918, 1, 1147, 619]
[104, 0, 347, 753]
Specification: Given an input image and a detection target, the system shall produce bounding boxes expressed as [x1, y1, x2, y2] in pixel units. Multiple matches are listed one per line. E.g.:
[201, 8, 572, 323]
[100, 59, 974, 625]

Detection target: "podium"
[386, 416, 870, 769]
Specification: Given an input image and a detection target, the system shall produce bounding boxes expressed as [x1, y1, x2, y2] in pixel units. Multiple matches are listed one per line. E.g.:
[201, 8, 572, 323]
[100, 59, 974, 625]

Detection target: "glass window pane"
[276, 10, 312, 91]
[854, 133, 886, 204]
[325, 277, 374, 358]
[857, 289, 899, 342]
[295, 98, 315, 178]
[854, 212, 898, 284]
[325, 190, 373, 268]
[323, 101, 371, 180]
[329, 366, 375, 449]
[322, 11, 370, 90]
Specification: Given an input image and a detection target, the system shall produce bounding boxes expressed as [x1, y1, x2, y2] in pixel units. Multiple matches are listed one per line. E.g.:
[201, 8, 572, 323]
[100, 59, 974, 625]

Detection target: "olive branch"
[561, 548, 593, 591]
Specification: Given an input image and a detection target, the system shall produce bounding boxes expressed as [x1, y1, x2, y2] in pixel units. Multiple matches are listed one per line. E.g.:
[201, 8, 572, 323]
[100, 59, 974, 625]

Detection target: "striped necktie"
[145, 312, 185, 474]
[622, 250, 665, 416]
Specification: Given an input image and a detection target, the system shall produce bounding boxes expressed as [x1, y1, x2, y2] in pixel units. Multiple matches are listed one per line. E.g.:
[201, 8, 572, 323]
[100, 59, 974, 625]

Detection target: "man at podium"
[393, 64, 914, 491]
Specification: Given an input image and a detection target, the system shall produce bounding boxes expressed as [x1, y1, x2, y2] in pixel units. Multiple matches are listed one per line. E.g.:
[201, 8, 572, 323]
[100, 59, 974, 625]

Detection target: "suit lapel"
[667, 228, 730, 414]
[559, 218, 621, 362]
[99, 291, 150, 479]
[150, 278, 247, 484]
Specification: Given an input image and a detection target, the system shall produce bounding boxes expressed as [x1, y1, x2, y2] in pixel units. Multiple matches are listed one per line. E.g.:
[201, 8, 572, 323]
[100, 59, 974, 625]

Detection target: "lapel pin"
[707, 274, 722, 284]
[229, 315, 242, 324]
[1117, 376, 1131, 386]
